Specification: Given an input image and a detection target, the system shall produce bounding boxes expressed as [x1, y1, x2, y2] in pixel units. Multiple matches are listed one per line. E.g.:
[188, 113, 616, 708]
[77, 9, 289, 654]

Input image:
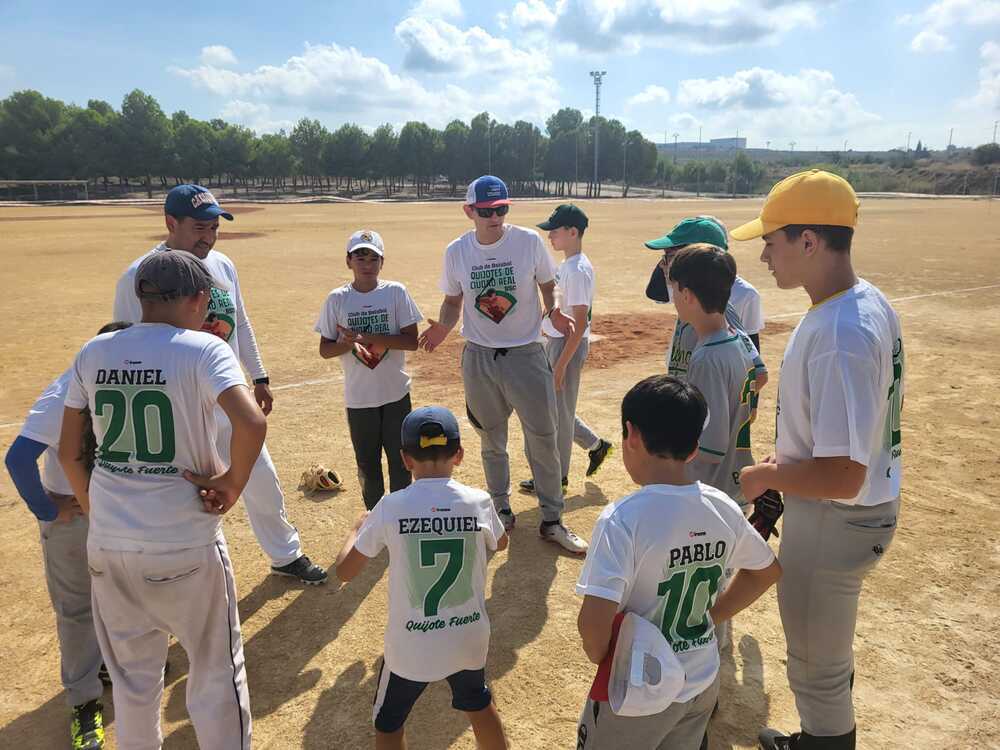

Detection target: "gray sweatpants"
[38, 511, 103, 707]
[577, 673, 720, 750]
[89, 537, 252, 750]
[544, 336, 601, 478]
[462, 341, 564, 522]
[777, 496, 899, 737]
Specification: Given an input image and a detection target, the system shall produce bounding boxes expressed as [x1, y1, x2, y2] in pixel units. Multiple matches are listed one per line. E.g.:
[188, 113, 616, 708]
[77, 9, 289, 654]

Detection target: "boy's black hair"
[98, 321, 134, 335]
[621, 375, 707, 460]
[402, 423, 462, 463]
[780, 224, 854, 253]
[668, 243, 736, 314]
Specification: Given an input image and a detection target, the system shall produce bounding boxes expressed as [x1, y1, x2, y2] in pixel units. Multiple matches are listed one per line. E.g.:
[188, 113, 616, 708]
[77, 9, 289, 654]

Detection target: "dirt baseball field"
[0, 197, 997, 749]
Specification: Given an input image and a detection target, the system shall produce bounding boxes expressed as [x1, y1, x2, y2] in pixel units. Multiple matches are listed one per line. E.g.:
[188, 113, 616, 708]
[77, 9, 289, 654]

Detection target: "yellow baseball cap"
[730, 169, 859, 241]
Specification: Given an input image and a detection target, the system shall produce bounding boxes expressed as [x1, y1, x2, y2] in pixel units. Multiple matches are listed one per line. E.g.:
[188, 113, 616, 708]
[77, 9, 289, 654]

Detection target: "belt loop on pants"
[493, 348, 509, 361]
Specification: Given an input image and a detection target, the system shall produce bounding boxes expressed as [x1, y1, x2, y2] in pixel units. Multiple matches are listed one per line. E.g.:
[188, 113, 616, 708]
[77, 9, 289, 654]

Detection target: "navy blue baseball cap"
[164, 184, 234, 221]
[465, 175, 510, 208]
[401, 406, 461, 451]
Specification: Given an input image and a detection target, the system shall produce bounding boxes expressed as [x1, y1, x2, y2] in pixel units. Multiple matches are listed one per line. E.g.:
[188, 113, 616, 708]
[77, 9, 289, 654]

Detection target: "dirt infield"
[0, 198, 998, 749]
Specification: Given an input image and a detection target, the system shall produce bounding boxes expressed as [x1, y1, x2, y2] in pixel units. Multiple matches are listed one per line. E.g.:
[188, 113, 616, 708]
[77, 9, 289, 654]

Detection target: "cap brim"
[472, 199, 511, 208]
[536, 220, 558, 230]
[730, 217, 765, 241]
[643, 236, 681, 250]
[193, 205, 234, 222]
[349, 243, 384, 256]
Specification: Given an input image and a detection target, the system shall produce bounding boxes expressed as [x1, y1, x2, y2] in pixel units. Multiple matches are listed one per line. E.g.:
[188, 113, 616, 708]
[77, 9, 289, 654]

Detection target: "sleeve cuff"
[575, 583, 624, 602]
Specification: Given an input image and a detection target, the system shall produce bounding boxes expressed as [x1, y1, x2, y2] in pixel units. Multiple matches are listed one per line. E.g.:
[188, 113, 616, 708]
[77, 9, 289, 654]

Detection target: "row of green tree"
[0, 89, 667, 198]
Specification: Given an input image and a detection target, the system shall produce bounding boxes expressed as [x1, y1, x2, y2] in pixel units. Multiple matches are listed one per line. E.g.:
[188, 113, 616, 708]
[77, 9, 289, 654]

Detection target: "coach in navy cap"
[164, 184, 234, 221]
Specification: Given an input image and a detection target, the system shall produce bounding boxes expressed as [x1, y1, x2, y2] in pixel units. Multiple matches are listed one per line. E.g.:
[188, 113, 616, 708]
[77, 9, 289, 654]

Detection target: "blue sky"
[1, 0, 997, 150]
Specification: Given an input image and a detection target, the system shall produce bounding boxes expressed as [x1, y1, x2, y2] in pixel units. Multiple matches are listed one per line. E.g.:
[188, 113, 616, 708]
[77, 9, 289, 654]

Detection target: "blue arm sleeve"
[5, 436, 58, 522]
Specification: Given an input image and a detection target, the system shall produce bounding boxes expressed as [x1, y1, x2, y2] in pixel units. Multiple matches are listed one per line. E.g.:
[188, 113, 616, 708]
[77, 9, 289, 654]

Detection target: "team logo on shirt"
[346, 307, 391, 370]
[202, 287, 236, 342]
[470, 261, 517, 324]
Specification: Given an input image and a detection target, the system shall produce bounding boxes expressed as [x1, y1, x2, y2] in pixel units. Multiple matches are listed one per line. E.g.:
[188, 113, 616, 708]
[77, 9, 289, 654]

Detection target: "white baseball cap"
[609, 612, 686, 716]
[346, 229, 384, 257]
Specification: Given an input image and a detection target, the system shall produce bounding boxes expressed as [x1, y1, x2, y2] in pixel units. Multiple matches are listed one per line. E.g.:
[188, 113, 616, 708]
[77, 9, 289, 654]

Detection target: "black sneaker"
[758, 729, 798, 750]
[271, 555, 328, 585]
[585, 439, 613, 477]
[518, 477, 568, 494]
[71, 699, 105, 749]
[498, 509, 516, 532]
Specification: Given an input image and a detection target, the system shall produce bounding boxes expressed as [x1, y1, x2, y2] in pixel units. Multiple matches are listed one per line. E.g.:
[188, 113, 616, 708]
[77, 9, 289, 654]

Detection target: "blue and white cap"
[164, 184, 234, 221]
[465, 175, 510, 208]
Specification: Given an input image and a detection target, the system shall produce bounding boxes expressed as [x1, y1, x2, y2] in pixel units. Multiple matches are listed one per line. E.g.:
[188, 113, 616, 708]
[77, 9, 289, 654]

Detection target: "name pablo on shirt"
[668, 540, 727, 569]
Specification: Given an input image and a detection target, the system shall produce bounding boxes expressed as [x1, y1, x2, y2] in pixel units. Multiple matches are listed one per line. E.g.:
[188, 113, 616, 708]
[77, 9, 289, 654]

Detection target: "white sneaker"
[540, 522, 588, 554]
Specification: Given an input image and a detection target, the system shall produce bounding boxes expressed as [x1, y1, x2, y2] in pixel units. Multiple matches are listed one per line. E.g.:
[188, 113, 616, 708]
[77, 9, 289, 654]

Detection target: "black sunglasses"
[475, 205, 509, 218]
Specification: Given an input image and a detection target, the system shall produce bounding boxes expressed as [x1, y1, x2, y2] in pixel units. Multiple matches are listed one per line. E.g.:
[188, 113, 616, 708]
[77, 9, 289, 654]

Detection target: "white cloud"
[672, 67, 881, 146]
[900, 0, 1000, 54]
[200, 45, 238, 67]
[411, 0, 463, 19]
[910, 29, 952, 52]
[511, 0, 559, 29]
[626, 84, 671, 109]
[394, 16, 551, 77]
[960, 41, 1000, 111]
[506, 0, 827, 54]
[171, 41, 558, 129]
[219, 100, 292, 134]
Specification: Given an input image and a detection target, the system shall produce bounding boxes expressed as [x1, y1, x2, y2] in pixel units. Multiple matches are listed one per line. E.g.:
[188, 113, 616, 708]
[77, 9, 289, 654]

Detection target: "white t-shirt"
[576, 482, 775, 704]
[542, 252, 595, 339]
[354, 477, 506, 682]
[314, 281, 423, 409]
[113, 243, 267, 380]
[64, 323, 247, 551]
[729, 276, 765, 335]
[19, 370, 73, 495]
[776, 279, 903, 507]
[439, 224, 557, 348]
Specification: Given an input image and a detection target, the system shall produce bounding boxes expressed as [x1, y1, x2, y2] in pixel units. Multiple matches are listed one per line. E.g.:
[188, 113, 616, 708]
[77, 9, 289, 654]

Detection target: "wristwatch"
[253, 377, 270, 385]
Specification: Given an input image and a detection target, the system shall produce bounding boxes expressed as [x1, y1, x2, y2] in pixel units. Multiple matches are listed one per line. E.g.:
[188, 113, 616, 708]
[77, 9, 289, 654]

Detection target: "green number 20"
[95, 388, 176, 463]
[657, 564, 723, 643]
[419, 538, 465, 617]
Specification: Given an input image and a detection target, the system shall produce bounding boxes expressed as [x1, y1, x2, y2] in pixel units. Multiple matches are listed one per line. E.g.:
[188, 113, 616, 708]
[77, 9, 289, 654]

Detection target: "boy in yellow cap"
[732, 171, 904, 750]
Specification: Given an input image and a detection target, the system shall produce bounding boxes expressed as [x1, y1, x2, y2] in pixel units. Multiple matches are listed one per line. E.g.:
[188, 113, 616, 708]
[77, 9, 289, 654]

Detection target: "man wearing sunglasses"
[419, 176, 588, 554]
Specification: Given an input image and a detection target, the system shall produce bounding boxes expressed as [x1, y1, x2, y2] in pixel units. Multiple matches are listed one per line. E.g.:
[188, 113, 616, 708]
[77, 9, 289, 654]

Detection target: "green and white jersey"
[354, 477, 506, 682]
[776, 279, 903, 507]
[668, 303, 766, 380]
[64, 324, 246, 551]
[685, 329, 759, 506]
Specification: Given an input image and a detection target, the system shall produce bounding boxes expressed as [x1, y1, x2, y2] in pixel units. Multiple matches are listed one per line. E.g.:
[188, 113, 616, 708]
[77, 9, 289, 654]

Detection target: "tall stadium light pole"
[948, 128, 954, 148]
[906, 131, 912, 152]
[590, 71, 606, 195]
[994, 120, 998, 144]
[790, 140, 796, 152]
[673, 132, 679, 164]
[488, 120, 493, 174]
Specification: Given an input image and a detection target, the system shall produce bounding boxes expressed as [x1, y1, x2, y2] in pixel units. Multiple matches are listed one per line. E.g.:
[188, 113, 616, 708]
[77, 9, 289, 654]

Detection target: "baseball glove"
[300, 464, 343, 493]
[748, 489, 784, 541]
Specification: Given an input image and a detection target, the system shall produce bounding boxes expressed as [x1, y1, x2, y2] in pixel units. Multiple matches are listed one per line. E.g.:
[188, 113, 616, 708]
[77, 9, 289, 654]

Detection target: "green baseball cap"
[537, 203, 589, 232]
[644, 217, 728, 251]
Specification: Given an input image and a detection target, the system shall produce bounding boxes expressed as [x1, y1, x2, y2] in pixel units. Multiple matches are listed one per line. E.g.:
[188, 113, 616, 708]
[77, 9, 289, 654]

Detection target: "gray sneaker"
[497, 509, 516, 532]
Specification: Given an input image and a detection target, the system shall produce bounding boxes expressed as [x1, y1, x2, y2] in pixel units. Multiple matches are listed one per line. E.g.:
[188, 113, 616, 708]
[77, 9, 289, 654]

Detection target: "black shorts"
[372, 659, 492, 733]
